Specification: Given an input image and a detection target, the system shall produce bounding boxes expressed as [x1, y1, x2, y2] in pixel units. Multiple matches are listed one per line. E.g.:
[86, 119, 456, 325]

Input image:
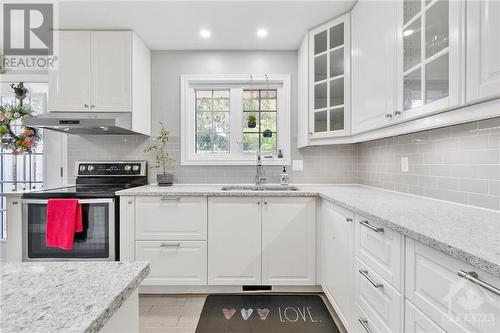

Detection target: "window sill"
[180, 156, 291, 166]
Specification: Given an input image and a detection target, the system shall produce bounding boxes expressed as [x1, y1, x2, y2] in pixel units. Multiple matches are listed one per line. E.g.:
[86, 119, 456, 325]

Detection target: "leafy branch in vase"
[143, 122, 174, 175]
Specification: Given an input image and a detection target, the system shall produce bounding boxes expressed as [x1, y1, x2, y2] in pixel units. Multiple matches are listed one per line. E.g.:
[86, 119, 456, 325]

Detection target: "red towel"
[46, 199, 83, 250]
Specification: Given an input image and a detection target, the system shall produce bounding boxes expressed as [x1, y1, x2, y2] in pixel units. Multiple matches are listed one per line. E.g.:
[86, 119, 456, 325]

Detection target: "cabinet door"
[321, 200, 354, 330]
[309, 13, 351, 139]
[262, 197, 315, 285]
[136, 241, 207, 285]
[48, 31, 91, 112]
[208, 197, 262, 285]
[405, 300, 445, 333]
[90, 31, 131, 112]
[352, 0, 397, 134]
[397, 0, 464, 119]
[406, 239, 500, 332]
[466, 1, 500, 103]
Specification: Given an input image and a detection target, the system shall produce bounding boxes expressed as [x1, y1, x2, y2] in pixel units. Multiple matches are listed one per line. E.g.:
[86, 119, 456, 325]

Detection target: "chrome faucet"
[255, 150, 266, 187]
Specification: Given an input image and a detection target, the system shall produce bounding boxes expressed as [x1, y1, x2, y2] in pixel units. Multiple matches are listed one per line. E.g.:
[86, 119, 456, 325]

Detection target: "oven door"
[22, 198, 115, 261]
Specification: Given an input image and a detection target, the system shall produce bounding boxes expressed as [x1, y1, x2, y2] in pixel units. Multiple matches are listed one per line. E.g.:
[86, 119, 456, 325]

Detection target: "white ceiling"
[58, 1, 356, 50]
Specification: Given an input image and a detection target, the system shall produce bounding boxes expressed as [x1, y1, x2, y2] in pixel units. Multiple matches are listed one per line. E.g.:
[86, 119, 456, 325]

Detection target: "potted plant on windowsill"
[247, 114, 257, 128]
[144, 122, 175, 186]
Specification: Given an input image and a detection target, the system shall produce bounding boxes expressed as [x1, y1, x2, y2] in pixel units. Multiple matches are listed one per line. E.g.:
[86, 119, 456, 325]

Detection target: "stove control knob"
[79, 165, 86, 172]
[124, 165, 132, 172]
[132, 165, 139, 171]
[87, 165, 95, 172]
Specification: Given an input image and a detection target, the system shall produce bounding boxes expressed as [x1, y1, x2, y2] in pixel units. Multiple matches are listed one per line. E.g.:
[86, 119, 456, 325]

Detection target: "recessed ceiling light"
[257, 29, 268, 38]
[200, 29, 211, 38]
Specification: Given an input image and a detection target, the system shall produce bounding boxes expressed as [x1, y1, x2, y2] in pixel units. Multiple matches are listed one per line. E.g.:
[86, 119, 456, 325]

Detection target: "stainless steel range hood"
[23, 112, 142, 135]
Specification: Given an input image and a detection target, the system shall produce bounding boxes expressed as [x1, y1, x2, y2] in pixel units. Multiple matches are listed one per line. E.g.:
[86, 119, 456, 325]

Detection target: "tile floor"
[139, 294, 346, 333]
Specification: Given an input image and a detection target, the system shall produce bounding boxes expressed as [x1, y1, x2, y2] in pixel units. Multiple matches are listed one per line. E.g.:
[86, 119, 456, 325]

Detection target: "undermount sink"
[221, 185, 299, 191]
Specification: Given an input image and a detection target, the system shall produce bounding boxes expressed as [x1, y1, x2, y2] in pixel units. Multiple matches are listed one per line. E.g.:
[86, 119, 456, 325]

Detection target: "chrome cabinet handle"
[458, 270, 500, 296]
[90, 104, 95, 108]
[127, 200, 133, 204]
[264, 201, 268, 205]
[360, 220, 384, 233]
[359, 269, 383, 289]
[160, 196, 180, 201]
[346, 217, 353, 222]
[257, 201, 261, 205]
[160, 242, 181, 248]
[358, 318, 371, 333]
[394, 111, 402, 116]
[385, 113, 393, 118]
[84, 104, 89, 108]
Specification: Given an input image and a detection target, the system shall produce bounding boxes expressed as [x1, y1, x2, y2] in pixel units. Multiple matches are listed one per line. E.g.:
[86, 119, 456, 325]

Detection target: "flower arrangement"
[0, 104, 40, 155]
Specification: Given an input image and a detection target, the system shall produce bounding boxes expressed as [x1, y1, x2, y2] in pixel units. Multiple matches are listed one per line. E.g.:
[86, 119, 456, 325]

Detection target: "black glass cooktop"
[22, 184, 138, 199]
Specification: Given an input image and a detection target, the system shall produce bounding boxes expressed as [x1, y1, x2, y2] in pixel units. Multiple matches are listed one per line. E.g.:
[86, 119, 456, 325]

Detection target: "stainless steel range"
[21, 161, 147, 261]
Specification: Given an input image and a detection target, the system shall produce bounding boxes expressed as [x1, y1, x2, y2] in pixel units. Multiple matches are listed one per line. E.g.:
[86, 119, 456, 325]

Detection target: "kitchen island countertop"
[0, 261, 150, 333]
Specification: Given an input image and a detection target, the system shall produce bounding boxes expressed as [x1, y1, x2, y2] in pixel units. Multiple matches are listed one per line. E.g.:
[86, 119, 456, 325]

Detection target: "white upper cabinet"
[351, 0, 397, 134]
[48, 30, 151, 135]
[308, 13, 351, 139]
[90, 32, 131, 112]
[396, 0, 465, 120]
[466, 0, 500, 103]
[48, 31, 91, 112]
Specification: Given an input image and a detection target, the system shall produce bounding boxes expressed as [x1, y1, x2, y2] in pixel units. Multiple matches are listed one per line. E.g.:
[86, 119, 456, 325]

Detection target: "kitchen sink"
[221, 185, 299, 191]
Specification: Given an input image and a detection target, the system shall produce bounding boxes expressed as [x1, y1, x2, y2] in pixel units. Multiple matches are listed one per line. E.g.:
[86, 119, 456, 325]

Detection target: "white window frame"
[180, 74, 291, 166]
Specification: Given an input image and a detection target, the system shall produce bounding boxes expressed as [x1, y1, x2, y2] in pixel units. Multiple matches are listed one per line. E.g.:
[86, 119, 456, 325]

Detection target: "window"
[195, 90, 230, 154]
[0, 83, 46, 239]
[181, 74, 291, 165]
[242, 90, 277, 152]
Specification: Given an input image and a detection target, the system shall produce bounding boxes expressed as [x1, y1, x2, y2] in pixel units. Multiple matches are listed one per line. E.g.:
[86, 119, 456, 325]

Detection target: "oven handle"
[21, 198, 115, 205]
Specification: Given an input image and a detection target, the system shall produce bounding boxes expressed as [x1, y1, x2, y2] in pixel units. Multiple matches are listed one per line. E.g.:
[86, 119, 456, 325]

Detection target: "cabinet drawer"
[405, 300, 445, 333]
[406, 238, 500, 333]
[135, 196, 207, 240]
[354, 215, 402, 290]
[135, 241, 207, 285]
[354, 258, 403, 333]
[353, 302, 384, 333]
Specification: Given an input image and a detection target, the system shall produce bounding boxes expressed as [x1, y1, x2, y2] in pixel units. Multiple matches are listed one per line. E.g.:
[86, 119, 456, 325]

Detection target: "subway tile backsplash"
[358, 117, 500, 210]
[66, 117, 500, 211]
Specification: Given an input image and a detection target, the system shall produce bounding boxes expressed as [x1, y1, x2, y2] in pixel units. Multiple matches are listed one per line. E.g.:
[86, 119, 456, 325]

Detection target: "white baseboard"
[139, 284, 323, 294]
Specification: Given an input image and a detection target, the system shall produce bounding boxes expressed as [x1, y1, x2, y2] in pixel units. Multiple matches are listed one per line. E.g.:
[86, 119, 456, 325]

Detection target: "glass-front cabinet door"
[397, 0, 464, 120]
[309, 13, 351, 139]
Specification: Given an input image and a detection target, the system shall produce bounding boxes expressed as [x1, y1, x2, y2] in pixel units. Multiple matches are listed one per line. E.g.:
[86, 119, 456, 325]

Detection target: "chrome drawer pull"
[358, 318, 371, 333]
[160, 242, 181, 248]
[359, 269, 383, 289]
[458, 270, 500, 296]
[359, 220, 384, 233]
[346, 217, 353, 222]
[160, 196, 180, 201]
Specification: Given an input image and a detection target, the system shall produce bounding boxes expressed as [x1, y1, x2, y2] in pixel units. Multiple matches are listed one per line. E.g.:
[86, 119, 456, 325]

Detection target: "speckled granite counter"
[0, 261, 150, 333]
[117, 184, 500, 278]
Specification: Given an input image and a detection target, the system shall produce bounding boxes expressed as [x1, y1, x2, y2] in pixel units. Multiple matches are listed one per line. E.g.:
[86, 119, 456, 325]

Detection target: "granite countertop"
[117, 183, 500, 278]
[0, 261, 150, 333]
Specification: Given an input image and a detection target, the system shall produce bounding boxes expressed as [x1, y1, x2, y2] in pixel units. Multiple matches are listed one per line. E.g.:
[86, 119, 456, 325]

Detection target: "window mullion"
[229, 88, 243, 156]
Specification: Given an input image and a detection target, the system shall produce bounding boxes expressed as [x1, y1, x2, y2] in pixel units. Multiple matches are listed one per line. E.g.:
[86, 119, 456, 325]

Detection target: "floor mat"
[195, 294, 340, 333]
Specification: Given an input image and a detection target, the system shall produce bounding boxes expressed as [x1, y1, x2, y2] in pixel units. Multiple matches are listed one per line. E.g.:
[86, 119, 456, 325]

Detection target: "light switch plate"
[401, 157, 409, 172]
[292, 160, 304, 171]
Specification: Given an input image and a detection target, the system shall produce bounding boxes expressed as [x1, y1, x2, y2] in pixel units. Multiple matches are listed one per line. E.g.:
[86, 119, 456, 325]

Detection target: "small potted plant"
[247, 114, 257, 128]
[144, 122, 175, 186]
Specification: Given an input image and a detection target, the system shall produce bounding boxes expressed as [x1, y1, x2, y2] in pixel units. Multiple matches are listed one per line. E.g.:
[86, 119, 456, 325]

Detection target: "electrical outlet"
[292, 160, 303, 171]
[401, 157, 409, 172]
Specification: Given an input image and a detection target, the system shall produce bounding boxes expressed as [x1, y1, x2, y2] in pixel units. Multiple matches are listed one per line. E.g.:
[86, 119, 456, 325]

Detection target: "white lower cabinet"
[405, 238, 500, 333]
[354, 257, 403, 333]
[320, 200, 354, 330]
[135, 196, 207, 240]
[354, 215, 403, 290]
[405, 300, 445, 333]
[208, 197, 262, 285]
[136, 241, 207, 285]
[262, 197, 316, 285]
